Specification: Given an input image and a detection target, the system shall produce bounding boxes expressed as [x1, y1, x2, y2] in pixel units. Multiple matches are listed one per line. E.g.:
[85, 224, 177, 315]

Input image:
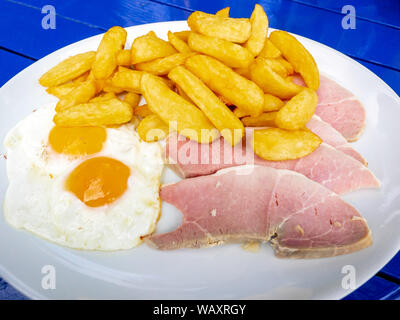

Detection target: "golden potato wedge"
[187, 11, 251, 43]
[185, 55, 264, 117]
[234, 93, 284, 117]
[39, 51, 96, 87]
[56, 80, 98, 112]
[134, 104, 153, 118]
[135, 52, 194, 76]
[249, 57, 302, 99]
[244, 4, 269, 56]
[233, 66, 251, 79]
[116, 49, 132, 66]
[258, 39, 281, 59]
[108, 66, 142, 93]
[269, 30, 319, 90]
[176, 85, 194, 103]
[168, 66, 244, 145]
[138, 114, 169, 142]
[141, 73, 219, 143]
[276, 57, 294, 75]
[89, 92, 116, 102]
[241, 112, 278, 127]
[123, 92, 141, 108]
[263, 58, 289, 78]
[102, 85, 125, 94]
[252, 128, 322, 161]
[131, 32, 177, 64]
[173, 31, 190, 42]
[92, 26, 127, 80]
[188, 33, 254, 68]
[54, 98, 133, 126]
[46, 82, 78, 99]
[216, 7, 230, 17]
[216, 94, 233, 106]
[168, 31, 191, 53]
[72, 71, 90, 83]
[275, 88, 318, 130]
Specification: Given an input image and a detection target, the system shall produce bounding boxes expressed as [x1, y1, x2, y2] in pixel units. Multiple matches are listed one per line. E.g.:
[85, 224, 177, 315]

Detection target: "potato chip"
[216, 7, 230, 17]
[275, 88, 318, 130]
[54, 98, 133, 126]
[263, 58, 289, 78]
[72, 71, 90, 83]
[185, 55, 264, 117]
[252, 128, 322, 161]
[168, 31, 192, 53]
[187, 11, 251, 43]
[188, 33, 254, 68]
[123, 92, 141, 107]
[234, 94, 284, 117]
[269, 30, 319, 90]
[168, 66, 244, 145]
[141, 73, 219, 143]
[55, 80, 98, 112]
[46, 82, 78, 99]
[135, 52, 194, 76]
[89, 92, 116, 102]
[134, 104, 153, 118]
[276, 57, 294, 75]
[244, 4, 269, 56]
[241, 112, 278, 127]
[138, 114, 169, 142]
[173, 31, 190, 42]
[116, 49, 132, 66]
[92, 26, 127, 80]
[131, 32, 177, 64]
[258, 39, 281, 59]
[39, 51, 96, 87]
[249, 57, 302, 99]
[108, 66, 142, 93]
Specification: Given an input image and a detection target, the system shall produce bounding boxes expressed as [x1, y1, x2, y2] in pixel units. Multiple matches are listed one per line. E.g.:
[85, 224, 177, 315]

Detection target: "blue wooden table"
[0, 0, 399, 300]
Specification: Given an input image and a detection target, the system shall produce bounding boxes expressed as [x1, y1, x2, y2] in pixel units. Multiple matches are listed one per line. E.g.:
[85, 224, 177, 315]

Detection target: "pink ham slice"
[146, 166, 372, 258]
[166, 132, 379, 194]
[293, 74, 366, 142]
[307, 116, 367, 165]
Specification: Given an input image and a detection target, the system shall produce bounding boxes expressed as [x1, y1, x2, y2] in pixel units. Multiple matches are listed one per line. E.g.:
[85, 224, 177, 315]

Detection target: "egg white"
[3, 104, 164, 250]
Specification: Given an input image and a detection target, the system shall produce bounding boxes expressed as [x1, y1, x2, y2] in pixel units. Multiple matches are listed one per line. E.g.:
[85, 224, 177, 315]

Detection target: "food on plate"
[250, 57, 303, 99]
[306, 116, 367, 165]
[3, 104, 163, 250]
[244, 4, 269, 56]
[168, 31, 192, 53]
[276, 57, 294, 75]
[275, 88, 318, 130]
[54, 97, 133, 126]
[146, 165, 372, 258]
[241, 112, 278, 127]
[258, 39, 281, 58]
[135, 52, 194, 75]
[123, 92, 141, 108]
[165, 133, 379, 194]
[55, 79, 98, 112]
[215, 7, 230, 17]
[141, 73, 219, 143]
[188, 32, 254, 68]
[92, 26, 127, 80]
[39, 51, 96, 87]
[187, 11, 251, 43]
[107, 66, 142, 93]
[262, 58, 290, 78]
[173, 30, 190, 42]
[131, 32, 177, 64]
[168, 66, 244, 145]
[252, 128, 321, 160]
[186, 55, 264, 117]
[116, 49, 132, 66]
[89, 92, 116, 102]
[138, 114, 169, 142]
[46, 82, 78, 99]
[134, 104, 153, 117]
[270, 30, 319, 90]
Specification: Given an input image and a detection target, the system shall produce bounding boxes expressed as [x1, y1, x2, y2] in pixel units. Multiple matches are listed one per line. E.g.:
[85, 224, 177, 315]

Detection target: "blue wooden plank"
[9, 0, 190, 30]
[291, 0, 400, 29]
[0, 278, 28, 300]
[0, 49, 34, 86]
[149, 0, 400, 71]
[343, 276, 400, 300]
[380, 251, 400, 281]
[0, 0, 101, 60]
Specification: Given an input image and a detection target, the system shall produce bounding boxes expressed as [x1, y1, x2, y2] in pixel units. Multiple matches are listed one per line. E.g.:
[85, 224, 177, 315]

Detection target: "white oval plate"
[0, 21, 399, 300]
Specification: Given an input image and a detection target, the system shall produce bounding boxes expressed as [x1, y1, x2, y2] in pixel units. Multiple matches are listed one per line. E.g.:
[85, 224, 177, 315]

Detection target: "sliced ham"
[165, 132, 379, 194]
[307, 116, 367, 165]
[293, 74, 366, 142]
[146, 166, 372, 258]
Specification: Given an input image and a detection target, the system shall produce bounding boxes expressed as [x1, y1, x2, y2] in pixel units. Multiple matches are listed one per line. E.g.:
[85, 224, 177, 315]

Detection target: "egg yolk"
[66, 157, 130, 207]
[49, 126, 107, 156]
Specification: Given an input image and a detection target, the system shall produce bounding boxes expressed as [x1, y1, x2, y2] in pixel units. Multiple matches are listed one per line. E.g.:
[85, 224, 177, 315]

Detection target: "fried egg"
[3, 104, 164, 250]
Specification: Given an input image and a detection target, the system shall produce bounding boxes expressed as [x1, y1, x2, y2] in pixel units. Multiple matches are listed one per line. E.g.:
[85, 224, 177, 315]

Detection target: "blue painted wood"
[149, 0, 400, 71]
[7, 0, 190, 30]
[0, 0, 101, 60]
[0, 278, 28, 300]
[291, 0, 400, 29]
[380, 251, 400, 281]
[343, 276, 400, 300]
[0, 49, 34, 86]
